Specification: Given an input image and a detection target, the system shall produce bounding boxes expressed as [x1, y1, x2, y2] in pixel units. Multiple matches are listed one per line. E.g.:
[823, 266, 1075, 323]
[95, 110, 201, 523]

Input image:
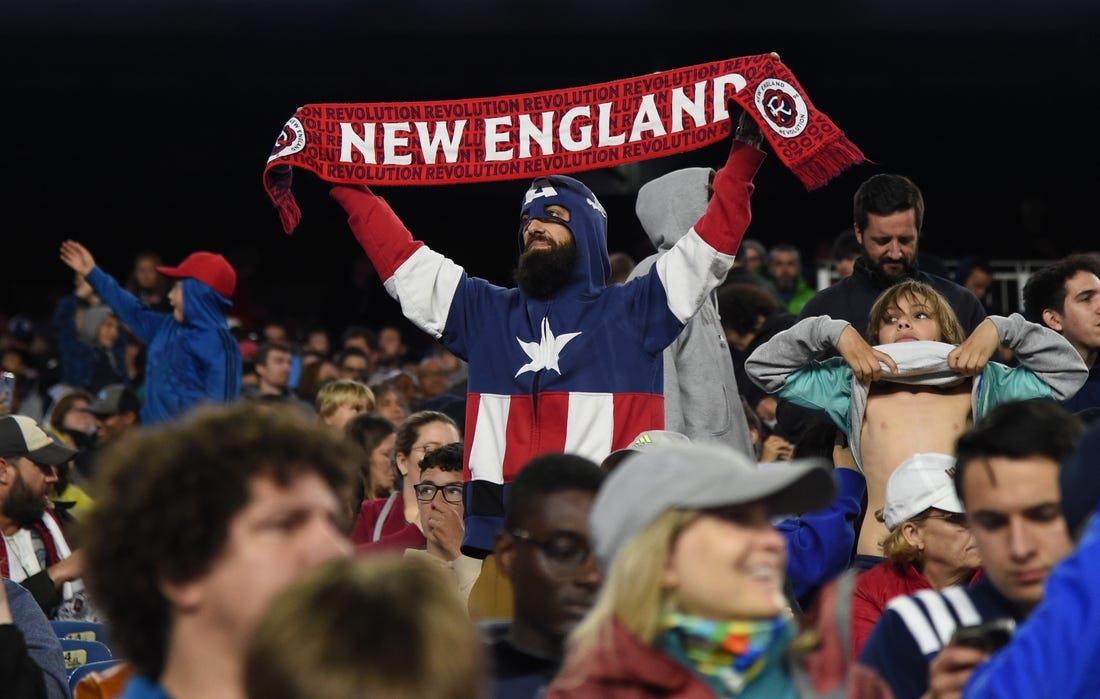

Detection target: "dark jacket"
[798, 258, 987, 337]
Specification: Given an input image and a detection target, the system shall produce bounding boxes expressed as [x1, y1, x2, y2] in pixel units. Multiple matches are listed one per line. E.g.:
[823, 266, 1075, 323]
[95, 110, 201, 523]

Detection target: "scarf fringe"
[790, 135, 868, 190]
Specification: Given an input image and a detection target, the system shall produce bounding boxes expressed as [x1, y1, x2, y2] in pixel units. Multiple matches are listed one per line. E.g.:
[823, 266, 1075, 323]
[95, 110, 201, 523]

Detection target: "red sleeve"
[349, 498, 381, 546]
[330, 185, 424, 280]
[691, 141, 766, 255]
[850, 574, 884, 661]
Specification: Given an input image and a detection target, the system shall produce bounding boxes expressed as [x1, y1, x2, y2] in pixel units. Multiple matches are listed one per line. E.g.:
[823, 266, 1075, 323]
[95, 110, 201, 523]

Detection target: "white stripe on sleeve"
[888, 595, 943, 655]
[914, 590, 960, 646]
[655, 228, 736, 324]
[384, 246, 463, 338]
[941, 586, 983, 627]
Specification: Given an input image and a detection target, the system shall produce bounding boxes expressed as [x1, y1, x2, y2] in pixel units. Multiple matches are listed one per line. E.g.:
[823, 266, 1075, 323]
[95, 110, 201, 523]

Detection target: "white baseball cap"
[882, 453, 964, 531]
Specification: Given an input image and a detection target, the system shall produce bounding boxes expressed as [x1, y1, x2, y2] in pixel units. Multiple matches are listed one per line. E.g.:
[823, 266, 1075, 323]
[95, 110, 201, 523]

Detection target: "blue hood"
[180, 277, 232, 328]
[517, 175, 610, 298]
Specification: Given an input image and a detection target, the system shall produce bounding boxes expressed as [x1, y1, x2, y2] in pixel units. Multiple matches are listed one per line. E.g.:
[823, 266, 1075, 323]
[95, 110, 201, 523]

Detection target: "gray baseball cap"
[600, 429, 693, 472]
[590, 442, 836, 570]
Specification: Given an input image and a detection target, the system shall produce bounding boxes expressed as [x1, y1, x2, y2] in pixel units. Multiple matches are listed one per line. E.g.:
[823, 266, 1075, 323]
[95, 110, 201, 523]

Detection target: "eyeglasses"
[413, 482, 464, 504]
[509, 529, 593, 574]
[924, 512, 968, 527]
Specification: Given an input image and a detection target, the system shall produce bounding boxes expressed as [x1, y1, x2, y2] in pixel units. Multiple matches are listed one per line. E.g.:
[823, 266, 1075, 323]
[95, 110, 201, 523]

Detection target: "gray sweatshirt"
[631, 167, 755, 459]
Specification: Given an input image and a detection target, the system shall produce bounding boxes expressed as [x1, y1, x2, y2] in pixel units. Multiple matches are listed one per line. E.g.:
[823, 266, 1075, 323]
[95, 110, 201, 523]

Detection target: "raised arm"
[966, 314, 1089, 401]
[60, 240, 167, 343]
[330, 186, 466, 341]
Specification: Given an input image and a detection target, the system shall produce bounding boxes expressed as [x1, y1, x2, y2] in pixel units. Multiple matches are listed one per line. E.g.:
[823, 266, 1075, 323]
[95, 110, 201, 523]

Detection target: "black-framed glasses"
[925, 512, 968, 527]
[509, 529, 592, 574]
[413, 482, 464, 504]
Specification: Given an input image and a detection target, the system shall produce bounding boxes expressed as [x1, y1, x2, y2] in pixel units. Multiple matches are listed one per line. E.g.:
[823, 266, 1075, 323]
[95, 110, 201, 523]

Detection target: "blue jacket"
[963, 512, 1100, 698]
[52, 295, 130, 392]
[120, 675, 170, 699]
[3, 578, 69, 699]
[779, 468, 865, 604]
[86, 267, 241, 424]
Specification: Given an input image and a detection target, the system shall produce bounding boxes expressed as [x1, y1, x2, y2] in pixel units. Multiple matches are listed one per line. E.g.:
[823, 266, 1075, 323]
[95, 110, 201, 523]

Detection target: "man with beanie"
[328, 113, 767, 558]
[60, 242, 241, 424]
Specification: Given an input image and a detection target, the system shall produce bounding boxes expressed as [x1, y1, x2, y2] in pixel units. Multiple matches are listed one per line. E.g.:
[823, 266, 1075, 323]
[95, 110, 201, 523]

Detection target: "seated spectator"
[2, 576, 69, 699]
[294, 358, 339, 403]
[767, 243, 816, 315]
[831, 229, 862, 280]
[302, 326, 331, 357]
[82, 384, 141, 448]
[315, 379, 374, 432]
[746, 280, 1086, 560]
[84, 403, 354, 699]
[335, 347, 370, 383]
[547, 442, 842, 698]
[350, 411, 460, 551]
[340, 325, 378, 374]
[954, 256, 995, 306]
[344, 412, 397, 506]
[52, 275, 129, 394]
[488, 453, 604, 699]
[417, 356, 462, 411]
[405, 442, 481, 599]
[850, 453, 981, 658]
[716, 283, 796, 430]
[245, 556, 483, 699]
[45, 389, 97, 480]
[369, 380, 409, 426]
[123, 251, 171, 312]
[241, 342, 294, 401]
[0, 416, 91, 620]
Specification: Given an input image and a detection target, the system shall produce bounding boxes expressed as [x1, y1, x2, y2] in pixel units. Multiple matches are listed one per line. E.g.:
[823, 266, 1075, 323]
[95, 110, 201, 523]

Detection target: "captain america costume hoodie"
[331, 140, 765, 556]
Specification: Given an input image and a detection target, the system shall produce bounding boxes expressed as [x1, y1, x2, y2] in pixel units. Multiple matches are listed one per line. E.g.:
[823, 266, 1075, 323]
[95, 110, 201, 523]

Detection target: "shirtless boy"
[746, 280, 1086, 559]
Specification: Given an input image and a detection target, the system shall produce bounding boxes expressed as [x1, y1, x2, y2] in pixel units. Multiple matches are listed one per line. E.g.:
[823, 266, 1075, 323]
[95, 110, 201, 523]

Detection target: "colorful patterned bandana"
[659, 609, 796, 696]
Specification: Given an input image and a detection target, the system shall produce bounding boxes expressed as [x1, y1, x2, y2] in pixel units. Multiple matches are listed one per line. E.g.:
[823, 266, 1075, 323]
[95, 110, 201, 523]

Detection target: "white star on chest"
[515, 318, 582, 378]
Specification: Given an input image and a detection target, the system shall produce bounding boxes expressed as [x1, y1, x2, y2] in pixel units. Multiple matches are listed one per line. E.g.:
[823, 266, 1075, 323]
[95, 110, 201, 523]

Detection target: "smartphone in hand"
[0, 371, 15, 409]
[950, 618, 1016, 653]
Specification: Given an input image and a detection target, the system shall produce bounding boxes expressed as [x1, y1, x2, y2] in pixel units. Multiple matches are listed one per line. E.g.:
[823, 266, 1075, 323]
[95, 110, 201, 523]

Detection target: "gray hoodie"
[630, 167, 755, 459]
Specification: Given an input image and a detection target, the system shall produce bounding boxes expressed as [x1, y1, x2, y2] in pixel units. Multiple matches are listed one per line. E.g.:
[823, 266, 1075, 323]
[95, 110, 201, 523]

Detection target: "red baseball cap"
[157, 252, 237, 298]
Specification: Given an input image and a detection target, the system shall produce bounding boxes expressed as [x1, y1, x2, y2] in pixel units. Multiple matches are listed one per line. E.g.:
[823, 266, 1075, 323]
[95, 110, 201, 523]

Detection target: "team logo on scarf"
[754, 79, 808, 138]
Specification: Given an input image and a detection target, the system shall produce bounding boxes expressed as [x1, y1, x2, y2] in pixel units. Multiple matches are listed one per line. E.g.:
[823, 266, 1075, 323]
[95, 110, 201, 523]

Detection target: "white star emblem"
[515, 318, 582, 378]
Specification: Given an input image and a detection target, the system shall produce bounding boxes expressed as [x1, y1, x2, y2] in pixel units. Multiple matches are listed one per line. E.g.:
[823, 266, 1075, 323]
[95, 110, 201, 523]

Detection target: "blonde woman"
[547, 442, 843, 698]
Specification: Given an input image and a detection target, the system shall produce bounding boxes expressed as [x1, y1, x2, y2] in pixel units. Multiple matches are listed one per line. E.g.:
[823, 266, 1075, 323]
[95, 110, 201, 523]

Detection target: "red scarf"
[264, 54, 866, 234]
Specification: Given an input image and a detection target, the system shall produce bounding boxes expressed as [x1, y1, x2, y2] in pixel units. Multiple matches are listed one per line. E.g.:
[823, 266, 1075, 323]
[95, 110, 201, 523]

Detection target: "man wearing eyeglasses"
[405, 442, 483, 600]
[488, 453, 605, 699]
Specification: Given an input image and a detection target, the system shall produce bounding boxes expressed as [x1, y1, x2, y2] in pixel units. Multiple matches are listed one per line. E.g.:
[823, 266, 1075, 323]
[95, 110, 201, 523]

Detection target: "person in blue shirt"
[60, 241, 241, 424]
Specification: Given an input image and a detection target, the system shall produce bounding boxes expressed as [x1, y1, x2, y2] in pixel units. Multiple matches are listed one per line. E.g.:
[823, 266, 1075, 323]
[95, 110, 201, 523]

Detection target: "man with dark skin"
[488, 453, 605, 699]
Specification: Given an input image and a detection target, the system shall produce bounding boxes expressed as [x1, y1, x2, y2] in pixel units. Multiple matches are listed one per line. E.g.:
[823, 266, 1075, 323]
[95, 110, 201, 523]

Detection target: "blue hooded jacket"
[86, 267, 241, 424]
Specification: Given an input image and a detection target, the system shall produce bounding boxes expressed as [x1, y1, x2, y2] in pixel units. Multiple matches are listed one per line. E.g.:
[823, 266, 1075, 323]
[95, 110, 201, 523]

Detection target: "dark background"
[4, 0, 1099, 340]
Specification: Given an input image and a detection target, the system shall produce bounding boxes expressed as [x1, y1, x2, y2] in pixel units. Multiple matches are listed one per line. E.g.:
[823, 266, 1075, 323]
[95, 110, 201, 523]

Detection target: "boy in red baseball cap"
[61, 241, 241, 424]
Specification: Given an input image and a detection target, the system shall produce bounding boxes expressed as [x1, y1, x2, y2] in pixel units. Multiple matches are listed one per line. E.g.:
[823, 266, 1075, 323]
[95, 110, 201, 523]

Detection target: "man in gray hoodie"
[630, 163, 756, 460]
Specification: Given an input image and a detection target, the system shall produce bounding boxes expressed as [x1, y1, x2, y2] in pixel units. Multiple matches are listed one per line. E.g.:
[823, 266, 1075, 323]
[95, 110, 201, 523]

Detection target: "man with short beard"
[798, 174, 986, 337]
[0, 415, 89, 620]
[329, 117, 766, 557]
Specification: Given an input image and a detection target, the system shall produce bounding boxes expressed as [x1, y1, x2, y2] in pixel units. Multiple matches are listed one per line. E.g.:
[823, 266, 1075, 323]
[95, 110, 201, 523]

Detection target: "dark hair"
[295, 360, 338, 401]
[48, 389, 95, 431]
[1022, 253, 1100, 323]
[394, 411, 458, 458]
[345, 412, 397, 501]
[767, 243, 801, 265]
[953, 255, 993, 287]
[341, 325, 377, 350]
[716, 283, 782, 335]
[953, 399, 1085, 503]
[418, 442, 464, 474]
[253, 342, 292, 367]
[853, 174, 925, 234]
[84, 403, 356, 680]
[504, 453, 604, 530]
[336, 347, 369, 369]
[831, 229, 861, 261]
